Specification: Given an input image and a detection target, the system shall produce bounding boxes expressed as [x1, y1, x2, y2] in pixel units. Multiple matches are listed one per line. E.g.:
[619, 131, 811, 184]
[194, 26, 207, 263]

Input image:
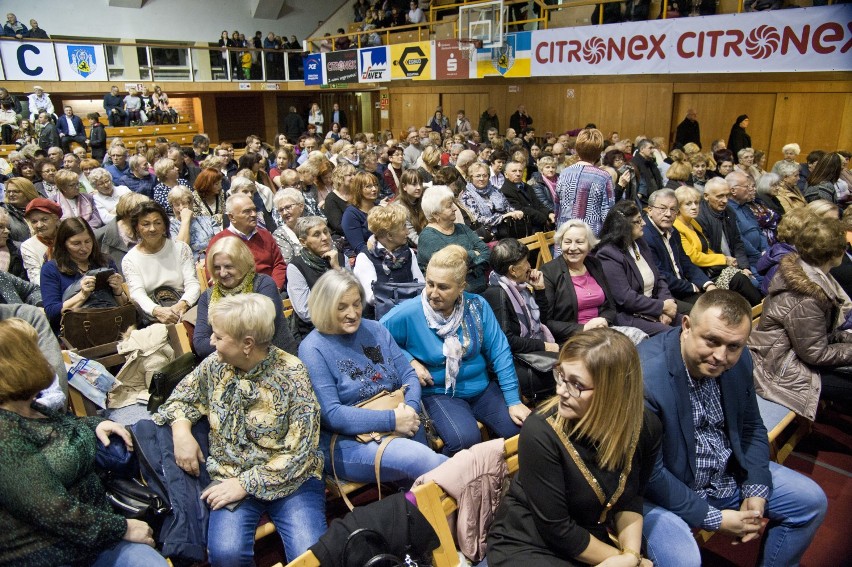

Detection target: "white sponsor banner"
[358, 46, 391, 83]
[531, 5, 852, 76]
[0, 40, 59, 80]
[54, 43, 109, 81]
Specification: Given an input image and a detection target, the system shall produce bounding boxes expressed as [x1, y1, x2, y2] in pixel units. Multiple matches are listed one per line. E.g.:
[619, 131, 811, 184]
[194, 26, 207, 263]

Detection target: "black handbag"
[147, 352, 197, 413]
[515, 350, 558, 373]
[495, 216, 529, 240]
[372, 280, 425, 320]
[514, 351, 558, 403]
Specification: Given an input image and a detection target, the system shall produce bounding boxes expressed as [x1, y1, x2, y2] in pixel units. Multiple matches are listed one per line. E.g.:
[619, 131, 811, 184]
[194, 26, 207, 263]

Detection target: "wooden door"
[390, 92, 440, 137]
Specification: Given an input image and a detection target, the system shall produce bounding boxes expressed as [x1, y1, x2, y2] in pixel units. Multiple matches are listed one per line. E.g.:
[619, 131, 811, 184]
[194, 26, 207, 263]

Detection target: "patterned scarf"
[421, 289, 464, 394]
[488, 271, 554, 342]
[210, 271, 255, 304]
[299, 246, 328, 272]
[366, 235, 410, 276]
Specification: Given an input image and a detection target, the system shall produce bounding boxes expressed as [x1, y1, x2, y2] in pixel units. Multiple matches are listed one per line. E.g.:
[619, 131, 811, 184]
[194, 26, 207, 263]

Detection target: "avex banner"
[531, 5, 852, 76]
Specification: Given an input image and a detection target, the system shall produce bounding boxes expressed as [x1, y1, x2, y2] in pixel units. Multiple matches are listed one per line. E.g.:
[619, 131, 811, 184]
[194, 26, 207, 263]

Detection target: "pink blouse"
[572, 272, 606, 324]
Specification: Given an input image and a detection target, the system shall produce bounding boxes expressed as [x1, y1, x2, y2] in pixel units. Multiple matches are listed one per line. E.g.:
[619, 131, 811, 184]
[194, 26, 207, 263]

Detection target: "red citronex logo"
[745, 25, 781, 59]
[582, 37, 606, 64]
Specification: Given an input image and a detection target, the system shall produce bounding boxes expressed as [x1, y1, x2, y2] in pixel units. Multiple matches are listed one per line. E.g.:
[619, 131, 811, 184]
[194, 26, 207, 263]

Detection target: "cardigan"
[417, 224, 491, 294]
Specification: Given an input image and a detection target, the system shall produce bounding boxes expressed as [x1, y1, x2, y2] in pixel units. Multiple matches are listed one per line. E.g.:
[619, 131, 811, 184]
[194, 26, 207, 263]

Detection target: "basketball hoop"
[458, 38, 483, 61]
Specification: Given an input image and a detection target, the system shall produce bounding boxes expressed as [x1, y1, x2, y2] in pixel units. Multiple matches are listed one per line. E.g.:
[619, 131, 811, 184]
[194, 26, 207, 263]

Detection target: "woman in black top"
[487, 328, 660, 567]
[727, 114, 752, 163]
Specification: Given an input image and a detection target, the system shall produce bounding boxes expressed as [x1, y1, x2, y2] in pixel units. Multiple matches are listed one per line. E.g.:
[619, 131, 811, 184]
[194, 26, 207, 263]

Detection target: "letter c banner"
[18, 44, 43, 75]
[0, 40, 59, 80]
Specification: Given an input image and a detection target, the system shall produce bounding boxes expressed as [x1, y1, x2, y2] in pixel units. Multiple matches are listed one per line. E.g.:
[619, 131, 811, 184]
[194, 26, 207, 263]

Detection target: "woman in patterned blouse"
[155, 293, 325, 566]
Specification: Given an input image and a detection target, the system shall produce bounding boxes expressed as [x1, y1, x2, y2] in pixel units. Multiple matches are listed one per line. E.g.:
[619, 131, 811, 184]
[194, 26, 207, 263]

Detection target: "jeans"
[325, 426, 448, 484]
[90, 541, 169, 567]
[207, 477, 327, 566]
[424, 380, 521, 456]
[643, 462, 827, 567]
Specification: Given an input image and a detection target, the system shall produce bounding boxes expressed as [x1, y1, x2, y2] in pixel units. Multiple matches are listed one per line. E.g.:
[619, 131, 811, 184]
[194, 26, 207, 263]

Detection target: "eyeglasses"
[734, 184, 756, 190]
[631, 218, 645, 226]
[650, 205, 679, 216]
[277, 203, 300, 214]
[553, 367, 594, 398]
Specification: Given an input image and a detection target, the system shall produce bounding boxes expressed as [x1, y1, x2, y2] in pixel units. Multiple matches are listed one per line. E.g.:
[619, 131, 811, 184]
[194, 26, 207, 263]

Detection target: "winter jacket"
[413, 438, 508, 562]
[755, 242, 796, 295]
[749, 254, 852, 420]
[803, 180, 838, 204]
[109, 324, 174, 408]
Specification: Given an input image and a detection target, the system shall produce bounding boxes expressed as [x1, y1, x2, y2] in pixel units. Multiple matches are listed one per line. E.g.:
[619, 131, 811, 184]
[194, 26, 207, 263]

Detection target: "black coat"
[282, 111, 306, 143]
[540, 255, 617, 343]
[89, 123, 106, 148]
[674, 117, 701, 149]
[630, 155, 662, 200]
[482, 285, 551, 354]
[38, 122, 59, 149]
[728, 125, 752, 162]
[501, 180, 552, 233]
[696, 202, 750, 270]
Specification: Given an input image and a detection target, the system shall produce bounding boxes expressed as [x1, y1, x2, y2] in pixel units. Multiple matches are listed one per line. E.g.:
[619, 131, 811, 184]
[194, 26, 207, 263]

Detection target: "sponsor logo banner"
[0, 40, 58, 80]
[531, 6, 852, 76]
[359, 46, 391, 82]
[476, 31, 532, 78]
[435, 39, 470, 80]
[55, 43, 108, 80]
[303, 53, 324, 85]
[390, 41, 434, 80]
[326, 50, 358, 84]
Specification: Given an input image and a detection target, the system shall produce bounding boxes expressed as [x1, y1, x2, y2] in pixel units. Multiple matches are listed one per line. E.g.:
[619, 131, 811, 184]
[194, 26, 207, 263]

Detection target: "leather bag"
[60, 304, 138, 349]
[147, 352, 198, 413]
[372, 281, 425, 321]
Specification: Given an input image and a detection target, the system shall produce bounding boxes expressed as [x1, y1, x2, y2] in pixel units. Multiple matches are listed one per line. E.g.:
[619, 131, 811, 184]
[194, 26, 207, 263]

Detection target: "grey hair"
[704, 177, 729, 195]
[167, 184, 193, 206]
[229, 176, 256, 194]
[648, 188, 678, 206]
[273, 187, 305, 208]
[554, 219, 598, 249]
[128, 154, 147, 170]
[737, 147, 754, 160]
[756, 173, 780, 196]
[781, 143, 800, 155]
[87, 167, 112, 186]
[421, 185, 454, 220]
[295, 215, 328, 240]
[225, 192, 254, 214]
[308, 270, 365, 334]
[777, 161, 800, 178]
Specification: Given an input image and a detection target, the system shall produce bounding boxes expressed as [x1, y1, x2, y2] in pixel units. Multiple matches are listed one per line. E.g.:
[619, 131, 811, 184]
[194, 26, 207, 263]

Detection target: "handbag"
[60, 303, 138, 349]
[372, 281, 425, 321]
[147, 352, 197, 413]
[330, 386, 408, 509]
[514, 351, 558, 404]
[515, 350, 558, 373]
[149, 285, 181, 308]
[495, 216, 529, 240]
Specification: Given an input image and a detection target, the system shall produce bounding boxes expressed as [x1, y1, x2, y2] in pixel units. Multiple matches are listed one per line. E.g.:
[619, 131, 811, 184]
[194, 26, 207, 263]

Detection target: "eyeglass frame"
[649, 205, 679, 216]
[553, 365, 595, 398]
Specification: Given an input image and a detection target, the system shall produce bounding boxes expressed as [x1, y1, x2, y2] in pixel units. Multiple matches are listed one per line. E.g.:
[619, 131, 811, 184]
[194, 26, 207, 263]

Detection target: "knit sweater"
[122, 238, 200, 316]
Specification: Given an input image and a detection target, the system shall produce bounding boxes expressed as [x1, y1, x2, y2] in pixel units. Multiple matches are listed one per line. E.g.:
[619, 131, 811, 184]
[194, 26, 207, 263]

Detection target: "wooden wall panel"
[768, 93, 852, 164]
[390, 92, 440, 137]
[671, 93, 777, 157]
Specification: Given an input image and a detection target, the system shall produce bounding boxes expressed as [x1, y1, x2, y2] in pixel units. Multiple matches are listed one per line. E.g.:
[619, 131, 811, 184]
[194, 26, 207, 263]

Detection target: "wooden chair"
[196, 262, 209, 292]
[519, 232, 545, 269]
[539, 230, 555, 264]
[411, 435, 520, 567]
[285, 550, 320, 567]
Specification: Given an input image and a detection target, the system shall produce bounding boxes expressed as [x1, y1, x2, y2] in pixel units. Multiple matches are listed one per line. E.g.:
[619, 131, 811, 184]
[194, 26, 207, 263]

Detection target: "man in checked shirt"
[637, 290, 826, 567]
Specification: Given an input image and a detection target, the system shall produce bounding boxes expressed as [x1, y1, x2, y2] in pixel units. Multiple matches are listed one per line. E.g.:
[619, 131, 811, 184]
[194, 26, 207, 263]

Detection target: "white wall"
[10, 0, 344, 44]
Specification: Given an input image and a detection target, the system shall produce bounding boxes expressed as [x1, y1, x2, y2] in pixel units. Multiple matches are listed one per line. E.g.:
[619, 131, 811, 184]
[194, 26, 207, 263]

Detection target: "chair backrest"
[196, 262, 209, 292]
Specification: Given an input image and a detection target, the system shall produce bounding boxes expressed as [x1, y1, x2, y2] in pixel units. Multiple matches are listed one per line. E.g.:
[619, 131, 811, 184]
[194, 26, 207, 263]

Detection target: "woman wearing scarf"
[194, 237, 297, 358]
[530, 155, 559, 213]
[53, 170, 103, 230]
[157, 294, 326, 566]
[727, 114, 752, 163]
[749, 216, 852, 420]
[460, 162, 523, 240]
[354, 204, 424, 319]
[2, 177, 39, 244]
[286, 216, 347, 342]
[20, 198, 61, 285]
[483, 239, 559, 405]
[382, 245, 531, 456]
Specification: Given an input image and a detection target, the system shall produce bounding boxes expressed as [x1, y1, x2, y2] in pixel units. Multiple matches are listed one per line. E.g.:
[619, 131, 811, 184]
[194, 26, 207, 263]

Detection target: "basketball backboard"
[458, 0, 504, 49]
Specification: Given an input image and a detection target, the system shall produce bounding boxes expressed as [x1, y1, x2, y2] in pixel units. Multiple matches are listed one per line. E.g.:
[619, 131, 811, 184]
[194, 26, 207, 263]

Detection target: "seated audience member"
[191, 167, 225, 230]
[417, 185, 491, 293]
[52, 170, 103, 230]
[229, 175, 273, 232]
[88, 167, 131, 224]
[382, 145, 405, 198]
[103, 86, 126, 128]
[644, 189, 715, 307]
[756, 208, 814, 296]
[321, 162, 355, 237]
[804, 152, 842, 205]
[2, 177, 39, 244]
[123, 89, 143, 125]
[354, 204, 424, 317]
[461, 162, 523, 240]
[167, 185, 215, 262]
[483, 238, 559, 402]
[396, 169, 427, 246]
[342, 171, 379, 255]
[21, 198, 61, 285]
[272, 187, 305, 263]
[487, 328, 661, 566]
[639, 290, 827, 567]
[122, 201, 200, 325]
[774, 160, 808, 213]
[40, 217, 128, 333]
[298, 270, 447, 483]
[674, 186, 763, 305]
[152, 158, 187, 215]
[57, 106, 86, 155]
[194, 237, 296, 358]
[771, 143, 801, 176]
[594, 200, 680, 336]
[712, 149, 735, 179]
[750, 216, 852, 419]
[118, 155, 156, 198]
[207, 193, 287, 290]
[727, 171, 769, 276]
[0, 270, 41, 306]
[382, 245, 531, 455]
[99, 192, 149, 276]
[0, 208, 28, 280]
[696, 178, 757, 281]
[0, 318, 167, 567]
[287, 216, 345, 340]
[754, 171, 785, 226]
[155, 294, 325, 565]
[28, 87, 55, 123]
[501, 160, 554, 234]
[105, 146, 131, 184]
[35, 159, 59, 199]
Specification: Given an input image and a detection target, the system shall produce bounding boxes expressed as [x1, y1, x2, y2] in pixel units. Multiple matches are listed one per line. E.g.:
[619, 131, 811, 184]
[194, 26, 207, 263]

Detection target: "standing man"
[674, 108, 701, 150]
[509, 104, 533, 133]
[454, 110, 473, 136]
[478, 107, 500, 141]
[56, 106, 87, 154]
[103, 86, 125, 127]
[631, 138, 663, 203]
[639, 290, 826, 567]
[37, 112, 59, 151]
[282, 106, 306, 144]
[331, 103, 347, 128]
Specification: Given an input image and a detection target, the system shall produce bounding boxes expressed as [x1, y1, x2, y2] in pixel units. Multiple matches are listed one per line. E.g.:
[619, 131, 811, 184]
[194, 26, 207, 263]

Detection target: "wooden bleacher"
[103, 123, 199, 147]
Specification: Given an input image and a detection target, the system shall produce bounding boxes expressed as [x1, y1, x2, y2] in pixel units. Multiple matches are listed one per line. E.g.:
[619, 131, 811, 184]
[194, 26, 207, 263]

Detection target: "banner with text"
[390, 41, 434, 81]
[303, 53, 324, 85]
[326, 49, 358, 84]
[0, 40, 59, 81]
[358, 46, 391, 83]
[531, 5, 852, 76]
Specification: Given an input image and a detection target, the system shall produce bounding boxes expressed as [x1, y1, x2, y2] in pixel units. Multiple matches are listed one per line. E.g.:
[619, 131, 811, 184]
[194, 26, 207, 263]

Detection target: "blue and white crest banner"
[55, 43, 108, 81]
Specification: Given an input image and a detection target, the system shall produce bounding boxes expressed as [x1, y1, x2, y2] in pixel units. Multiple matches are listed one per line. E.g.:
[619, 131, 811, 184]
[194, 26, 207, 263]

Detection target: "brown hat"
[24, 198, 61, 218]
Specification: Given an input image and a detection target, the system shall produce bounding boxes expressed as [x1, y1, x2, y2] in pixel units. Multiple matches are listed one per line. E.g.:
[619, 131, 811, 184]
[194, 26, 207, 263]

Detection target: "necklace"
[632, 242, 641, 261]
[572, 272, 594, 296]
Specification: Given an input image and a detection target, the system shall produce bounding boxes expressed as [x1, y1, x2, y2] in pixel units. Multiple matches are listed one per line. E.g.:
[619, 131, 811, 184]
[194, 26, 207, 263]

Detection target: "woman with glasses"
[88, 168, 130, 224]
[594, 200, 681, 336]
[460, 162, 522, 240]
[272, 188, 305, 263]
[487, 328, 660, 567]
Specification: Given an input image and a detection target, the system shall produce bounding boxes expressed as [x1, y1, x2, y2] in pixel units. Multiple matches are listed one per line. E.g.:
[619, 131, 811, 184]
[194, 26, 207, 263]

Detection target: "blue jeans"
[325, 426, 448, 484]
[207, 477, 327, 566]
[643, 462, 827, 567]
[90, 541, 168, 567]
[424, 380, 521, 456]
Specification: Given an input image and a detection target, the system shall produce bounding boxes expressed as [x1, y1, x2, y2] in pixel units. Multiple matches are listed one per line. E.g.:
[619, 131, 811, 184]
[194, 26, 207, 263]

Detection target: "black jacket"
[282, 111, 305, 143]
[674, 117, 701, 149]
[482, 285, 551, 354]
[630, 155, 662, 200]
[509, 110, 533, 133]
[540, 255, 617, 343]
[728, 124, 752, 162]
[501, 180, 552, 233]
[696, 202, 750, 270]
[478, 111, 500, 140]
[642, 218, 710, 299]
[89, 123, 106, 148]
[38, 122, 59, 149]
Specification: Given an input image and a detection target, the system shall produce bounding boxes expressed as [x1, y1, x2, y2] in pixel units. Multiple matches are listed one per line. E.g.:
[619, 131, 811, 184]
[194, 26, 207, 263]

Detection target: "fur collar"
[772, 253, 833, 308]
